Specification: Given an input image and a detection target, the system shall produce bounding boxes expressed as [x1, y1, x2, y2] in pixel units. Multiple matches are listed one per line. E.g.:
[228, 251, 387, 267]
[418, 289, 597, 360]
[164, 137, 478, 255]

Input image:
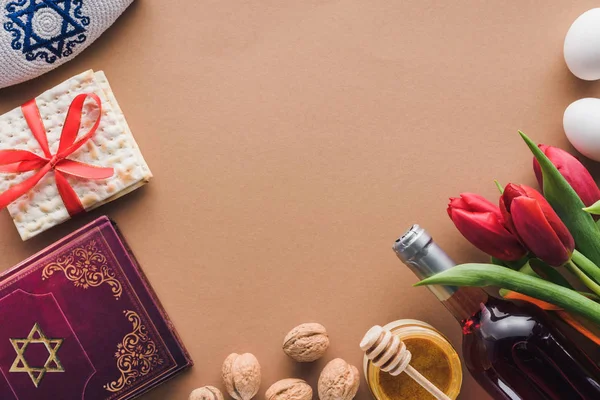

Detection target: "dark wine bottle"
[393, 225, 600, 400]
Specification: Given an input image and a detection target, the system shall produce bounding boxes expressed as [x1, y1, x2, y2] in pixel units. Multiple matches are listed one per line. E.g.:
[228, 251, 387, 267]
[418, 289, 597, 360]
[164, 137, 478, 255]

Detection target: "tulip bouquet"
[418, 132, 600, 336]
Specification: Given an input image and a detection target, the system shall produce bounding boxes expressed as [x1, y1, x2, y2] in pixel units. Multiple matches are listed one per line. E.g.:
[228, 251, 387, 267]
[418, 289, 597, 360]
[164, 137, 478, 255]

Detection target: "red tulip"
[500, 184, 574, 267]
[448, 193, 527, 261]
[533, 144, 600, 207]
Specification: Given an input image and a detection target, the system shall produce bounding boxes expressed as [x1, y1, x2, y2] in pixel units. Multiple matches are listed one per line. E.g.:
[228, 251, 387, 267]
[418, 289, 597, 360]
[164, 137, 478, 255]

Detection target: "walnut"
[318, 358, 360, 400]
[282, 322, 329, 362]
[189, 386, 225, 400]
[222, 353, 261, 400]
[265, 378, 312, 400]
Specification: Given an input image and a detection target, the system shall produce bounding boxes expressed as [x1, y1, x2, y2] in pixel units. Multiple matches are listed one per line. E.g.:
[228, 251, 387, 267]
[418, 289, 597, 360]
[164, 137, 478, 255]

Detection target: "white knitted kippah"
[0, 0, 133, 89]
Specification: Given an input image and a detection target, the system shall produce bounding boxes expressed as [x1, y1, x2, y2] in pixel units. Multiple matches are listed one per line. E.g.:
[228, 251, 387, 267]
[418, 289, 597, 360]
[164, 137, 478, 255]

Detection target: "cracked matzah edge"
[88, 71, 152, 210]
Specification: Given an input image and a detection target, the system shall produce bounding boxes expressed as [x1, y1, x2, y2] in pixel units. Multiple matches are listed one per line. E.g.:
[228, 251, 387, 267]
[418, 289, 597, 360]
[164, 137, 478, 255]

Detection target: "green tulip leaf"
[528, 259, 574, 289]
[505, 259, 573, 288]
[491, 256, 505, 267]
[583, 199, 600, 215]
[498, 265, 538, 299]
[415, 263, 600, 326]
[519, 131, 600, 266]
[491, 255, 529, 270]
[580, 291, 600, 302]
[518, 262, 539, 277]
[494, 180, 504, 194]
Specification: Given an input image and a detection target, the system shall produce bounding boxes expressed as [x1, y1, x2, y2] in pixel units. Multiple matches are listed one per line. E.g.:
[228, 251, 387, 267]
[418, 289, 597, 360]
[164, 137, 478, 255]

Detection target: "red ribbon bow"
[0, 93, 114, 216]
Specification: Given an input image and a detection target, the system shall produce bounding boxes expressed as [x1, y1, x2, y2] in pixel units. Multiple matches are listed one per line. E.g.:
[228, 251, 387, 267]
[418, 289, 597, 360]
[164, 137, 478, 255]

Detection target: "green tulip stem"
[571, 250, 600, 286]
[566, 260, 600, 298]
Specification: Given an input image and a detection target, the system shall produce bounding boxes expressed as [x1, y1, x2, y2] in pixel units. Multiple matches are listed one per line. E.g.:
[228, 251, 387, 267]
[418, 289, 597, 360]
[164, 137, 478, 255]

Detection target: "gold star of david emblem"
[9, 323, 64, 387]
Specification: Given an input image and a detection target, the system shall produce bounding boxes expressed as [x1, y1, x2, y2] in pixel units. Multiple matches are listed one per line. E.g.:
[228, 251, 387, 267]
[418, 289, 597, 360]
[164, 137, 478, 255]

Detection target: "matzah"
[0, 70, 152, 240]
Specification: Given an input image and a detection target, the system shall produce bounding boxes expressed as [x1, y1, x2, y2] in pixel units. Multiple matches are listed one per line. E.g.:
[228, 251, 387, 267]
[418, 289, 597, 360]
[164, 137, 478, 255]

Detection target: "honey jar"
[363, 319, 462, 400]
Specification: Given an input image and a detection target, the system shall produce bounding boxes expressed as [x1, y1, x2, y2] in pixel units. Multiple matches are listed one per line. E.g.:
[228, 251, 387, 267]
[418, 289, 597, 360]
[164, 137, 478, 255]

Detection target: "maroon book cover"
[0, 216, 192, 399]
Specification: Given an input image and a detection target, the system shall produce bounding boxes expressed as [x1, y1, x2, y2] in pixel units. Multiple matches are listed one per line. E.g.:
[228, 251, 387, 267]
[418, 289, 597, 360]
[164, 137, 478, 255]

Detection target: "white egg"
[564, 8, 600, 80]
[564, 98, 600, 161]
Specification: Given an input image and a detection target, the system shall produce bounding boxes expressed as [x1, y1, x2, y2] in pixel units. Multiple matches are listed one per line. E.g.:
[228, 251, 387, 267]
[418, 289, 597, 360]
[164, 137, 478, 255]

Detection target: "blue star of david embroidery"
[3, 0, 89, 64]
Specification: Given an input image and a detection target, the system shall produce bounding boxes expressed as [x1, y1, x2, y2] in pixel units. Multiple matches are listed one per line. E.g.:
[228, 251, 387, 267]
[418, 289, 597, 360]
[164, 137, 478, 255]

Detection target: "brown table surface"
[2, 1, 600, 399]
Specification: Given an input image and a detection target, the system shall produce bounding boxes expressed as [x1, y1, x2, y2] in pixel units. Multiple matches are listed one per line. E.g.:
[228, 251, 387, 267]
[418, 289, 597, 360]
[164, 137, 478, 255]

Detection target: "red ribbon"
[0, 93, 114, 216]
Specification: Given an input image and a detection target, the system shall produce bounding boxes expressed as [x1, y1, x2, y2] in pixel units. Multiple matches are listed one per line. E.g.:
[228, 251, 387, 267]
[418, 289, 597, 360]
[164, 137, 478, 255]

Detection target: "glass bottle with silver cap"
[394, 225, 600, 400]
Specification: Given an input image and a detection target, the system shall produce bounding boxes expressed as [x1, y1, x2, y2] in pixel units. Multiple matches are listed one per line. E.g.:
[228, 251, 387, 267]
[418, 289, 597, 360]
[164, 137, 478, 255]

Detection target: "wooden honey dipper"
[360, 325, 451, 400]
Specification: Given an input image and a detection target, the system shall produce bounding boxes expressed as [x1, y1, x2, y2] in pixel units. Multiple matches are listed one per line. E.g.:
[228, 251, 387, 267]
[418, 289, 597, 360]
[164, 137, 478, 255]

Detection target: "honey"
[378, 337, 452, 399]
[363, 320, 462, 400]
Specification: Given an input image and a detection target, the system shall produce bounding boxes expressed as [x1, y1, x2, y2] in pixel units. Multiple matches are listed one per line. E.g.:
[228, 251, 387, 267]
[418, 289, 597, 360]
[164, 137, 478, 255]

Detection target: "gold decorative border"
[98, 229, 179, 400]
[104, 310, 164, 392]
[42, 240, 123, 299]
[8, 225, 181, 399]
